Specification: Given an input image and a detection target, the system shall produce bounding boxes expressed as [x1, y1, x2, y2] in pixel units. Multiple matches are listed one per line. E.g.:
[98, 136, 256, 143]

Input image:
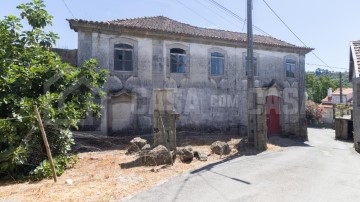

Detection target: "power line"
[207, 0, 271, 36]
[261, 0, 334, 70]
[175, 0, 219, 28]
[61, 0, 76, 18]
[194, 0, 241, 30]
[305, 63, 347, 70]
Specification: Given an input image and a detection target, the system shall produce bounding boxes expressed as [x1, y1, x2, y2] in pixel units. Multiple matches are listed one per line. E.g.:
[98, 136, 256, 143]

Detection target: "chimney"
[327, 88, 333, 97]
[328, 88, 332, 101]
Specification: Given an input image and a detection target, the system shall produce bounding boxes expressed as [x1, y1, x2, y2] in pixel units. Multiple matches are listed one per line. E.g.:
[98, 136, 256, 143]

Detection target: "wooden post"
[34, 105, 57, 182]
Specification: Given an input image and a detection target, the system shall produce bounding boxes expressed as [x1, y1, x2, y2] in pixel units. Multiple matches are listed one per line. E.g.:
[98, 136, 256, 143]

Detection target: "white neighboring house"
[319, 88, 353, 124]
[349, 41, 360, 152]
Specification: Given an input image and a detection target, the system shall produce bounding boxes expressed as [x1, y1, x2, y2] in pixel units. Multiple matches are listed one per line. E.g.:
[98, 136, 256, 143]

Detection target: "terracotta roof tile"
[351, 41, 360, 77]
[68, 16, 313, 51]
[332, 88, 353, 95]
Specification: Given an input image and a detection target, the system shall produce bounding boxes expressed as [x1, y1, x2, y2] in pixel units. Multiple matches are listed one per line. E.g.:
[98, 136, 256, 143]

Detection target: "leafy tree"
[306, 73, 339, 103]
[0, 0, 108, 178]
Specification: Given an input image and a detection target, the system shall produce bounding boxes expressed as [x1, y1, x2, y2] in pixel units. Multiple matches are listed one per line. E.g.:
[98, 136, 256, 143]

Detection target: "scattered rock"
[170, 150, 177, 162]
[127, 142, 140, 154]
[194, 151, 208, 161]
[141, 144, 151, 150]
[236, 138, 247, 152]
[142, 145, 173, 166]
[177, 146, 194, 163]
[150, 168, 158, 173]
[74, 146, 101, 153]
[210, 141, 230, 155]
[90, 156, 99, 160]
[65, 179, 73, 185]
[130, 137, 147, 149]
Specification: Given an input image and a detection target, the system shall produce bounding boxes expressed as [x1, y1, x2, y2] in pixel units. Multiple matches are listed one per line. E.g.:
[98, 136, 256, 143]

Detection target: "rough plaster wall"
[77, 32, 92, 67]
[86, 33, 306, 137]
[138, 39, 153, 79]
[321, 108, 334, 124]
[152, 39, 164, 88]
[298, 55, 308, 139]
[332, 95, 348, 104]
[189, 44, 208, 83]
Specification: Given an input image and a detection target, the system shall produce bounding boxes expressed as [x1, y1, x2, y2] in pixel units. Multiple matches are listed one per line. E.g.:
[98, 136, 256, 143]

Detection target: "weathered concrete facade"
[353, 78, 360, 151]
[69, 17, 311, 139]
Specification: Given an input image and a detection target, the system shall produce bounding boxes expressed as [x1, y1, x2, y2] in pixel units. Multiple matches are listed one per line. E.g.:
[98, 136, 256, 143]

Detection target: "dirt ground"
[0, 136, 282, 202]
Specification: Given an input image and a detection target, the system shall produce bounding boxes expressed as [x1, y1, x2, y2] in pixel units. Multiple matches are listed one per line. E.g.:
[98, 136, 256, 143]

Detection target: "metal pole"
[247, 0, 257, 147]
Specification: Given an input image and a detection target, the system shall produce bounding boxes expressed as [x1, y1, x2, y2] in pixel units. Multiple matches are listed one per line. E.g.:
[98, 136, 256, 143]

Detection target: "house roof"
[321, 96, 332, 104]
[68, 16, 313, 52]
[349, 41, 360, 80]
[332, 88, 353, 95]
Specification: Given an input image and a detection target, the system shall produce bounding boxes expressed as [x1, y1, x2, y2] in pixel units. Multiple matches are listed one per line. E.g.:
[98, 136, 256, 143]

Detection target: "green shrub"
[0, 0, 108, 179]
[305, 100, 324, 124]
[30, 155, 77, 180]
[335, 103, 351, 117]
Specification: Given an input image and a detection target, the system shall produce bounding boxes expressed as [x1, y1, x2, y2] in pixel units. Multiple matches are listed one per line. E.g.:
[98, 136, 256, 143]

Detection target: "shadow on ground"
[268, 136, 311, 147]
[119, 158, 144, 169]
[176, 132, 244, 147]
[72, 132, 131, 153]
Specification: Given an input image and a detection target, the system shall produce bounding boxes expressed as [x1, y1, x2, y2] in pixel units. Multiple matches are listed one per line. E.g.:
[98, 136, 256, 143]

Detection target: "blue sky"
[1, 0, 358, 72]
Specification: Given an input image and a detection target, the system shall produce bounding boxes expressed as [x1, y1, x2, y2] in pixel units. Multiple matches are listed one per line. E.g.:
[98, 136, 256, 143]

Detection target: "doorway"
[266, 95, 280, 136]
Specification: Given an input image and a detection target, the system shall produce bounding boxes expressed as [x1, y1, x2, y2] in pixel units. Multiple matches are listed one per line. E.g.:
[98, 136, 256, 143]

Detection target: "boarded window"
[114, 44, 133, 71]
[170, 48, 186, 73]
[211, 52, 225, 75]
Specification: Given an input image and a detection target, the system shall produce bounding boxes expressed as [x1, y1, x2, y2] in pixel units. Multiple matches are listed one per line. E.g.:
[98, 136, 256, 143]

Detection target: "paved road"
[126, 128, 360, 202]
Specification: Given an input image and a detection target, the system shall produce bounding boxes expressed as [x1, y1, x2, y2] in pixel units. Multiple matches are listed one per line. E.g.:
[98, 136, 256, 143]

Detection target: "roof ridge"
[107, 15, 278, 39]
[108, 15, 167, 23]
[67, 16, 313, 51]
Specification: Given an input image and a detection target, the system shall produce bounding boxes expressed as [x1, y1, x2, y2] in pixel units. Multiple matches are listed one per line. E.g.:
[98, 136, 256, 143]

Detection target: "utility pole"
[247, 0, 257, 147]
[340, 72, 343, 103]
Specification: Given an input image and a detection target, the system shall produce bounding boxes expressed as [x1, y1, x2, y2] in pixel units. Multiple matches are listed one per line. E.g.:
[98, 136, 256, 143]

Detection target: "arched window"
[114, 43, 133, 71]
[285, 58, 296, 78]
[170, 48, 186, 73]
[210, 52, 225, 75]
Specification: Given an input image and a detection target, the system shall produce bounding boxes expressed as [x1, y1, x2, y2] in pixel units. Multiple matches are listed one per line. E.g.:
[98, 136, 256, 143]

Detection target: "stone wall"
[77, 31, 308, 139]
[52, 48, 77, 66]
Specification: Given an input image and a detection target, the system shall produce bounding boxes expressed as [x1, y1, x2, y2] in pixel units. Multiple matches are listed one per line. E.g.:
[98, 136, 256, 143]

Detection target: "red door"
[266, 96, 280, 136]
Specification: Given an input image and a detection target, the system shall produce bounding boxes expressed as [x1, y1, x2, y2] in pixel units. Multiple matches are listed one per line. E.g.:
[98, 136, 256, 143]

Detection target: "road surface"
[125, 128, 360, 202]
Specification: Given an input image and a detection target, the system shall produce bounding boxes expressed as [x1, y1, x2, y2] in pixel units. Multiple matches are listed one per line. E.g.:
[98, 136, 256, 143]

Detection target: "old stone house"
[349, 40, 360, 151]
[68, 16, 312, 139]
